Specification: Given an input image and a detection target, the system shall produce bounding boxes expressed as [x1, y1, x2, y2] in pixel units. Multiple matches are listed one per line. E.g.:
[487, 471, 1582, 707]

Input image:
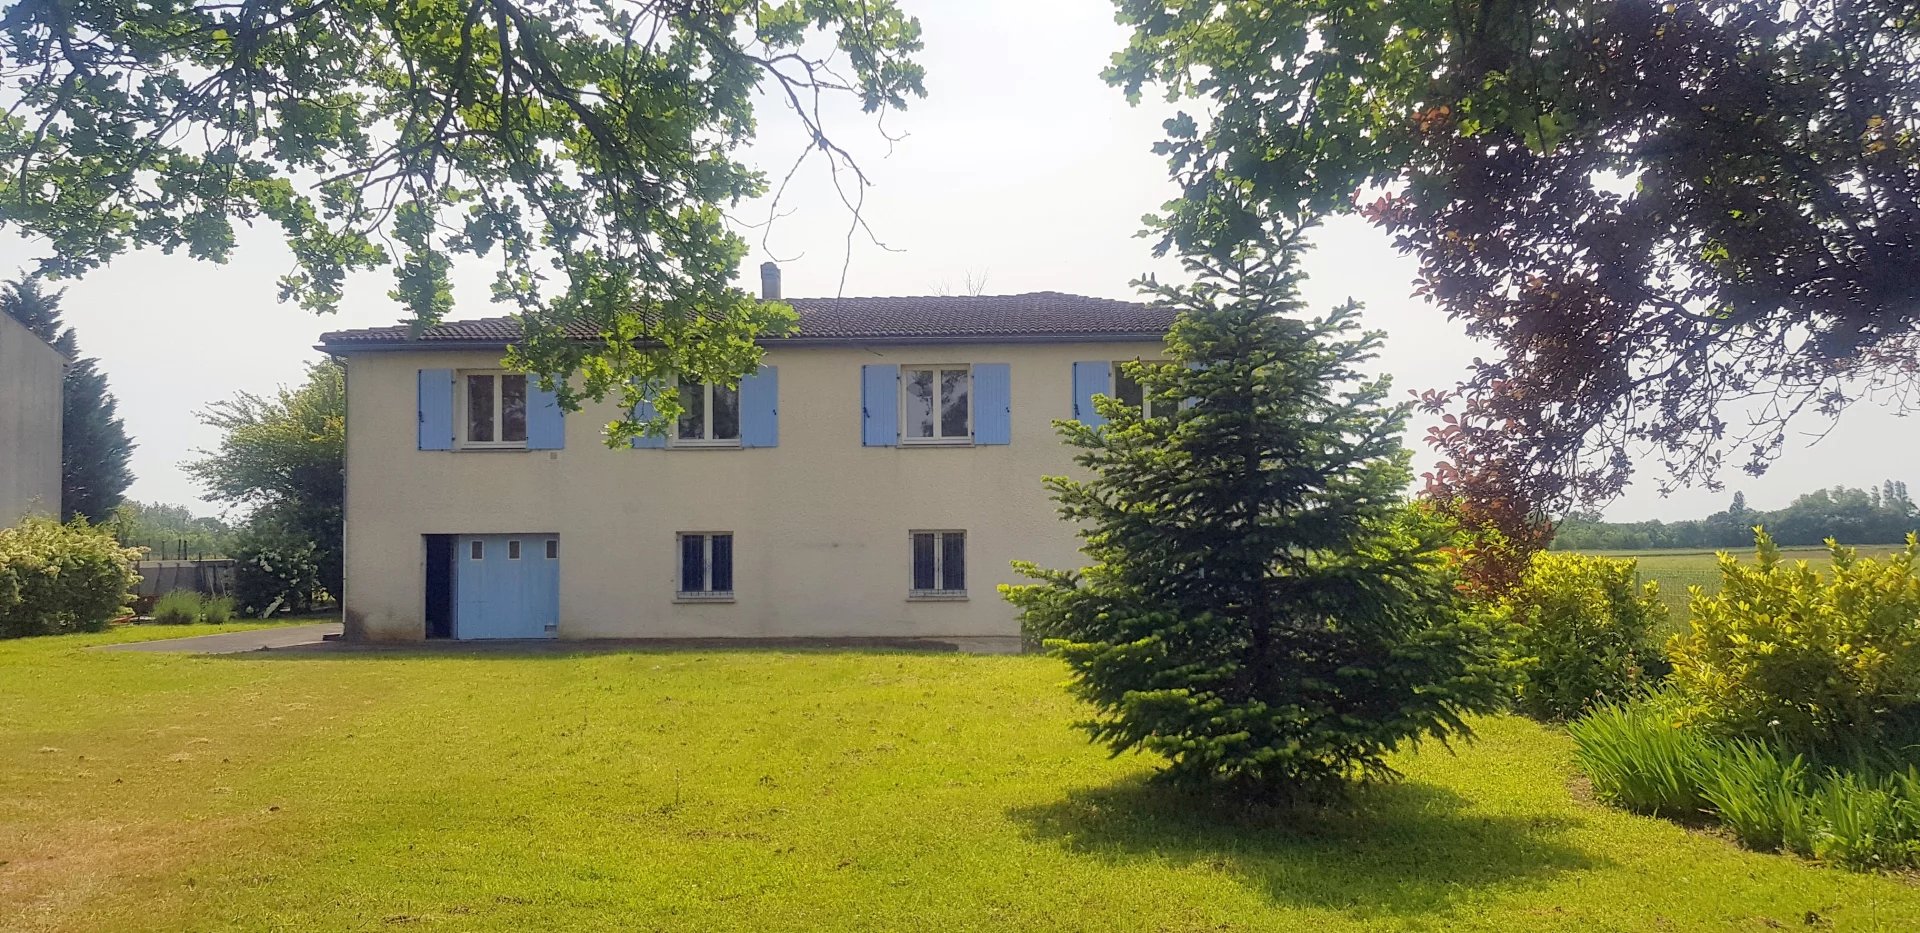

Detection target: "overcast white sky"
[2, 0, 1912, 521]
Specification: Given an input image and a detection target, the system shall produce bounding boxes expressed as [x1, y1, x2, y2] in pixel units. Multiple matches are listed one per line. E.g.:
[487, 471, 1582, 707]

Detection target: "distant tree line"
[107, 501, 233, 561]
[1552, 482, 1918, 551]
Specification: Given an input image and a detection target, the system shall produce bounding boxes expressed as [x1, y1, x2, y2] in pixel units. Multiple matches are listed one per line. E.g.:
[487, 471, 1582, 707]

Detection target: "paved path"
[94, 623, 342, 654]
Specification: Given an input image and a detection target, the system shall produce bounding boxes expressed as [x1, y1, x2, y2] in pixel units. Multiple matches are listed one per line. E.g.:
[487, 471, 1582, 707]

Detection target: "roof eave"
[314, 332, 1171, 354]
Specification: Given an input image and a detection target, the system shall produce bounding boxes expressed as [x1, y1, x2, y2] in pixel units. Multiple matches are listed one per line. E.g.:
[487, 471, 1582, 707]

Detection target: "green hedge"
[1502, 551, 1667, 720]
[0, 516, 142, 638]
[1667, 532, 1920, 753]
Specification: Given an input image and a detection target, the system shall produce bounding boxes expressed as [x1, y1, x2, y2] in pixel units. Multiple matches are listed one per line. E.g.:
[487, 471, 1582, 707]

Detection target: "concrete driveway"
[94, 623, 342, 654]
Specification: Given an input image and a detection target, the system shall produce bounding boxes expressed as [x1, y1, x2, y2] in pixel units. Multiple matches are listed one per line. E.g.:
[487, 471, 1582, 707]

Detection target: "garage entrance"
[425, 534, 559, 639]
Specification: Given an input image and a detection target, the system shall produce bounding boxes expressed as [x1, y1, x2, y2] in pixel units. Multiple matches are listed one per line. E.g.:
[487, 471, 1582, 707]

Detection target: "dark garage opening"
[424, 534, 454, 639]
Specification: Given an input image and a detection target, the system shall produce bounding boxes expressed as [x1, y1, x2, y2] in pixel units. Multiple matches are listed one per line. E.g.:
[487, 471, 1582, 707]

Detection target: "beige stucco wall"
[339, 339, 1162, 641]
[0, 312, 62, 526]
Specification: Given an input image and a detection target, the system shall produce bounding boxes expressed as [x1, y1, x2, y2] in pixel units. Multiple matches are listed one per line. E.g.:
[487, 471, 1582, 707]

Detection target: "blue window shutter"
[527, 381, 565, 449]
[973, 363, 1011, 445]
[630, 386, 667, 449]
[418, 369, 455, 450]
[740, 365, 779, 448]
[1072, 361, 1110, 427]
[861, 364, 899, 447]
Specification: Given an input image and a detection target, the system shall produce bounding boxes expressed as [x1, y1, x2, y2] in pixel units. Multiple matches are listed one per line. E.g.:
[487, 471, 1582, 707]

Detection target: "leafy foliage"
[1108, 0, 1920, 511]
[186, 360, 343, 600]
[0, 516, 141, 638]
[1004, 235, 1506, 797]
[0, 277, 135, 521]
[0, 1, 925, 439]
[1503, 552, 1667, 720]
[1666, 532, 1920, 753]
[230, 517, 324, 616]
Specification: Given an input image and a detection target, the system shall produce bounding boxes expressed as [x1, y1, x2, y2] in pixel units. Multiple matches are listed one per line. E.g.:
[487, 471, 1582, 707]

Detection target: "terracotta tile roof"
[317, 292, 1173, 348]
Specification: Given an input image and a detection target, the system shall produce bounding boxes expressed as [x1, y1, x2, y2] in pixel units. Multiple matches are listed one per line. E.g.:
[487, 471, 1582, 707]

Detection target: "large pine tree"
[1, 278, 135, 522]
[1005, 236, 1505, 797]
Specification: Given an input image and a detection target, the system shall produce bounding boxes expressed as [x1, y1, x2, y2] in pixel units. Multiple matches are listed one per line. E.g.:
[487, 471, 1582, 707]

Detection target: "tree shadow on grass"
[1011, 772, 1602, 924]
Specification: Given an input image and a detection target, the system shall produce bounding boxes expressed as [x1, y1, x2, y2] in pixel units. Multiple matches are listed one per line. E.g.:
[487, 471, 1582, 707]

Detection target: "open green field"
[6, 627, 1920, 932]
[1581, 544, 1906, 632]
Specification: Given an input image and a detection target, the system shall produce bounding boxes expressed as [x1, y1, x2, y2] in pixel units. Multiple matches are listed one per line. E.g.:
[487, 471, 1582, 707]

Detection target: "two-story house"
[318, 265, 1174, 643]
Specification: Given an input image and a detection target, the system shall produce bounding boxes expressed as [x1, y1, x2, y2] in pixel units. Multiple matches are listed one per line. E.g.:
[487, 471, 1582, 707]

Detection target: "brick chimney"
[760, 261, 782, 300]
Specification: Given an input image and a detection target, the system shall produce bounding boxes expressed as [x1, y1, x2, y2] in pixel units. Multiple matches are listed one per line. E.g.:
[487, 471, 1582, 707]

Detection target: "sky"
[2, 0, 1913, 522]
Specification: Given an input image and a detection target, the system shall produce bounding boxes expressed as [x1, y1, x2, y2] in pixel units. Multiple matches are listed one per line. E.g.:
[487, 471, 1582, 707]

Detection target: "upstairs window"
[1113, 363, 1166, 419]
[902, 365, 970, 443]
[676, 381, 741, 446]
[910, 530, 966, 598]
[678, 532, 734, 599]
[462, 372, 528, 448]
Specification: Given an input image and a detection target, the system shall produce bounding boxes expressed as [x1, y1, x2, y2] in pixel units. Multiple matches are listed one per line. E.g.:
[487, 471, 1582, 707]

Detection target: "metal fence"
[134, 559, 235, 599]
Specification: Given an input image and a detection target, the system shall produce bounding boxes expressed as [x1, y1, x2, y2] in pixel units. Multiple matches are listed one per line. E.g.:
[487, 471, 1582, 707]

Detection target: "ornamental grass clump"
[1567, 698, 1711, 820]
[1004, 237, 1508, 799]
[151, 589, 204, 625]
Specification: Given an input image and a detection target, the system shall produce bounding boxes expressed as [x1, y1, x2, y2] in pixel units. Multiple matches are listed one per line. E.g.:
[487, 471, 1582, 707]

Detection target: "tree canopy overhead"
[0, 1, 924, 434]
[1108, 0, 1920, 510]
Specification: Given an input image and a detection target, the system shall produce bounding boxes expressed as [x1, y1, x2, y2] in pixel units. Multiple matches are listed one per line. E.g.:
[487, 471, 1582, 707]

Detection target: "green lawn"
[5, 628, 1919, 931]
[1583, 544, 1905, 633]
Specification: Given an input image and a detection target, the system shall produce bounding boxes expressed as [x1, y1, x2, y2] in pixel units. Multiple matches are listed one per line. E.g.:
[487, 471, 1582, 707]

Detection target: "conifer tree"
[1004, 232, 1506, 797]
[0, 278, 135, 522]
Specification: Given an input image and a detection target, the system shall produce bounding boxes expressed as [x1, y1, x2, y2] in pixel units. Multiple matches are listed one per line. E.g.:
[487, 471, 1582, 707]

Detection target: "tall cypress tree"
[1004, 234, 1506, 797]
[1, 278, 136, 522]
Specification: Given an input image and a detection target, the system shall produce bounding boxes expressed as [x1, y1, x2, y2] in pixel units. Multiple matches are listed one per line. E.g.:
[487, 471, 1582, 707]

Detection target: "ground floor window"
[678, 532, 734, 599]
[910, 530, 966, 597]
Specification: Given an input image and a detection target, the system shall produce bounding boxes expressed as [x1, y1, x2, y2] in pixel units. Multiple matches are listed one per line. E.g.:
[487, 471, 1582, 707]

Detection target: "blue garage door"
[453, 534, 559, 639]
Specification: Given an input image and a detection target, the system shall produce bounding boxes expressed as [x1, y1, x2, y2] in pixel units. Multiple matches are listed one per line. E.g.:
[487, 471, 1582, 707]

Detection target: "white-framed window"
[678, 532, 734, 599]
[460, 371, 529, 448]
[674, 380, 741, 446]
[902, 365, 971, 443]
[909, 530, 966, 598]
[1114, 361, 1169, 418]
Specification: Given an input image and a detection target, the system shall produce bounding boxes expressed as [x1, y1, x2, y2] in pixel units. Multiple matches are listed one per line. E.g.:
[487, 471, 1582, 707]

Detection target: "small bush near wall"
[151, 589, 204, 624]
[0, 517, 142, 638]
[151, 590, 236, 624]
[1667, 532, 1920, 754]
[1503, 552, 1667, 720]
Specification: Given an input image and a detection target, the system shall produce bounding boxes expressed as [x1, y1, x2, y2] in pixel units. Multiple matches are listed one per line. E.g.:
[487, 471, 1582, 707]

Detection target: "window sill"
[454, 444, 529, 452]
[668, 441, 743, 450]
[908, 591, 969, 602]
[675, 593, 736, 604]
[900, 439, 974, 448]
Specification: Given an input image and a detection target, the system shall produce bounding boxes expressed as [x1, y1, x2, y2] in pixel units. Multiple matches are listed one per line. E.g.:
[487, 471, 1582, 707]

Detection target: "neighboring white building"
[318, 269, 1173, 642]
[0, 310, 62, 526]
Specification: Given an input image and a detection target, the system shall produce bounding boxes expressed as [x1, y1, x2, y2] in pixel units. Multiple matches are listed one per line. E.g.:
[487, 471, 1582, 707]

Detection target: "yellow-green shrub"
[1504, 551, 1667, 720]
[1667, 532, 1920, 752]
[0, 516, 143, 638]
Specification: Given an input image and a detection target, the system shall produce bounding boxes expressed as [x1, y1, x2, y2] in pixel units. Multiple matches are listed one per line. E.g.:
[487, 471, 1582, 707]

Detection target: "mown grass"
[5, 629, 1920, 931]
[1584, 545, 1905, 634]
